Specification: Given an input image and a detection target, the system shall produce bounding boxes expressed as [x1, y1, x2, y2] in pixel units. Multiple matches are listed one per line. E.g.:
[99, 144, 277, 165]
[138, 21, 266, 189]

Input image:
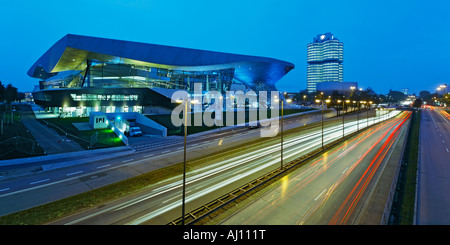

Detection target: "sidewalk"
[0, 146, 134, 180]
[21, 107, 84, 155]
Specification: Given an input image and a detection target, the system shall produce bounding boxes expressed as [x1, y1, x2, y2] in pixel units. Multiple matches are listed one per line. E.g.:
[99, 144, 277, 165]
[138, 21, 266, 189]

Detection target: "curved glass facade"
[39, 59, 236, 94]
[29, 34, 294, 117]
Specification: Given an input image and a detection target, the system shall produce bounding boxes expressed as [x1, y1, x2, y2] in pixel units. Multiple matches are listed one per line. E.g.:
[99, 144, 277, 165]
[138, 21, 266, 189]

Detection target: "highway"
[43, 109, 399, 225]
[221, 111, 411, 225]
[416, 107, 450, 224]
[0, 109, 338, 217]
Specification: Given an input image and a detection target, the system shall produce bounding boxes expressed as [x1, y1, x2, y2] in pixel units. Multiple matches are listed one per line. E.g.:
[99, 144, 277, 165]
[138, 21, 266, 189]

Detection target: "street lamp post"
[338, 99, 344, 138]
[361, 101, 368, 127]
[316, 98, 330, 149]
[353, 101, 359, 132]
[281, 98, 284, 169]
[176, 98, 198, 225]
[278, 98, 291, 170]
[339, 99, 350, 138]
[182, 100, 187, 225]
[439, 84, 447, 95]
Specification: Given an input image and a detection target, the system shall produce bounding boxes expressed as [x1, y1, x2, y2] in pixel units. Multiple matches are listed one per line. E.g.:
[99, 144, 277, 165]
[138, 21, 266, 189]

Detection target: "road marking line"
[446, 148, 449, 153]
[443, 140, 445, 144]
[0, 188, 10, 192]
[162, 195, 179, 204]
[97, 164, 112, 168]
[30, 179, 50, 185]
[341, 167, 349, 174]
[161, 150, 171, 154]
[66, 171, 83, 176]
[315, 189, 326, 201]
[144, 154, 154, 157]
[122, 159, 134, 163]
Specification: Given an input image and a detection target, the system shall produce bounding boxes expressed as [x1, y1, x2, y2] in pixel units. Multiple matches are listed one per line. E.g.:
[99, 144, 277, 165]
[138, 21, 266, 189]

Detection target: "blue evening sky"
[1, 0, 449, 95]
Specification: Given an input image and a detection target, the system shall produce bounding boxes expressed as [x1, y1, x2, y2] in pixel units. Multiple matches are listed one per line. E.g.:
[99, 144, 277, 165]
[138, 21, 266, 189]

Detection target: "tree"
[412, 98, 423, 108]
[440, 93, 450, 107]
[293, 90, 309, 103]
[419, 90, 431, 101]
[5, 84, 18, 104]
[327, 90, 345, 116]
[387, 90, 406, 103]
[0, 81, 5, 102]
[17, 92, 25, 102]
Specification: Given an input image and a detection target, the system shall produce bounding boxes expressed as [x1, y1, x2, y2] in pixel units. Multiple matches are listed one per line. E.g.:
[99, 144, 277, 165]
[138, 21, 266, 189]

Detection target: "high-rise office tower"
[307, 32, 343, 93]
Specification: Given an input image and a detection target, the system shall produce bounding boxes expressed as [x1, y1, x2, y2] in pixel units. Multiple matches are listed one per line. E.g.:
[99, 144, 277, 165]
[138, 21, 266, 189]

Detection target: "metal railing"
[168, 127, 371, 225]
[168, 111, 401, 225]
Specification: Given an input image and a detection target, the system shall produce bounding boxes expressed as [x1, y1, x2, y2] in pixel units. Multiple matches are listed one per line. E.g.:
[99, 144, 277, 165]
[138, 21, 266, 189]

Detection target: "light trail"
[229, 112, 408, 225]
[61, 110, 401, 225]
[329, 111, 411, 224]
[122, 111, 401, 224]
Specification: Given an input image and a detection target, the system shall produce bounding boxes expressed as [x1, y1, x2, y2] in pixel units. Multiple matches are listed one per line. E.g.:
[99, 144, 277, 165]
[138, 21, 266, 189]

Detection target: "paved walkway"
[20, 108, 84, 155]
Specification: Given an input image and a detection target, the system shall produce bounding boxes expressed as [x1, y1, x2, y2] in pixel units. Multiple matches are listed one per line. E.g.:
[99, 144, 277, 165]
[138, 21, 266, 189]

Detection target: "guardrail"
[42, 120, 90, 147]
[168, 110, 402, 225]
[379, 113, 411, 225]
[167, 119, 388, 225]
[0, 136, 44, 159]
[110, 123, 129, 146]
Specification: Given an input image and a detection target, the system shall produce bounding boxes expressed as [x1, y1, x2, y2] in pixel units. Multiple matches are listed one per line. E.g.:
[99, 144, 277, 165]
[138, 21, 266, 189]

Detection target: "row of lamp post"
[175, 93, 376, 225]
[351, 100, 373, 132]
[177, 94, 295, 225]
[314, 99, 374, 150]
[315, 98, 331, 149]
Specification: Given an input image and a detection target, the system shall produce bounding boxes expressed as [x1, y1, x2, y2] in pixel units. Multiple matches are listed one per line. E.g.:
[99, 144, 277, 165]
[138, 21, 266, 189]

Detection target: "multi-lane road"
[416, 107, 450, 224]
[0, 108, 398, 224]
[220, 111, 411, 225]
[44, 110, 399, 225]
[0, 109, 337, 217]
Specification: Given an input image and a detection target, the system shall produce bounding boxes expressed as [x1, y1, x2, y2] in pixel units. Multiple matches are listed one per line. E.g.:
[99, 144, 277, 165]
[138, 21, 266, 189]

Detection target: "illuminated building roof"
[28, 34, 294, 90]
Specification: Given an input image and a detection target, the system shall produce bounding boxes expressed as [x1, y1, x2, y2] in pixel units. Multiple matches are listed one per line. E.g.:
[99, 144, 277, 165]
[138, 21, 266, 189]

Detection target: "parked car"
[129, 126, 143, 137]
[248, 122, 262, 129]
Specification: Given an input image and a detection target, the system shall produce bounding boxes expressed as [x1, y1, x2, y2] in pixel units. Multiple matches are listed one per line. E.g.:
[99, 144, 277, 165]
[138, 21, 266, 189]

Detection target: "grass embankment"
[389, 109, 421, 225]
[40, 117, 124, 149]
[0, 106, 45, 160]
[148, 108, 315, 136]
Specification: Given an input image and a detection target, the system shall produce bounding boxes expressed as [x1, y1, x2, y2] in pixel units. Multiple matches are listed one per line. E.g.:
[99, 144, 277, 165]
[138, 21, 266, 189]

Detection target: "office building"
[28, 34, 294, 117]
[307, 32, 343, 93]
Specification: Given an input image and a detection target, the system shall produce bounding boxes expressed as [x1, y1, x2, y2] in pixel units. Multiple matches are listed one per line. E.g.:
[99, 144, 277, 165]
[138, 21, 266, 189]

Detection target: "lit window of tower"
[307, 32, 343, 93]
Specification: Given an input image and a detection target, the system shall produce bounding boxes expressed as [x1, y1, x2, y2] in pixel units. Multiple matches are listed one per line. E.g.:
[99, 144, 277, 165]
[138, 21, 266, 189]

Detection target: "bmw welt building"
[28, 34, 294, 117]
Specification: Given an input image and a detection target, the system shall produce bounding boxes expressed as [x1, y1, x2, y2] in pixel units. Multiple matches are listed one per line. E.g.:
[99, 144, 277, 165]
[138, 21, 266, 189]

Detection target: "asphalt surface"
[0, 109, 332, 216]
[0, 108, 392, 224]
[19, 108, 84, 154]
[416, 107, 450, 225]
[44, 110, 397, 225]
[220, 111, 411, 225]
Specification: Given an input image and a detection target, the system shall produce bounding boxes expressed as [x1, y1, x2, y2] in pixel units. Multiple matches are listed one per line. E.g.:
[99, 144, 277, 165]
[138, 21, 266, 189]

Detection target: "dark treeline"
[0, 81, 24, 105]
